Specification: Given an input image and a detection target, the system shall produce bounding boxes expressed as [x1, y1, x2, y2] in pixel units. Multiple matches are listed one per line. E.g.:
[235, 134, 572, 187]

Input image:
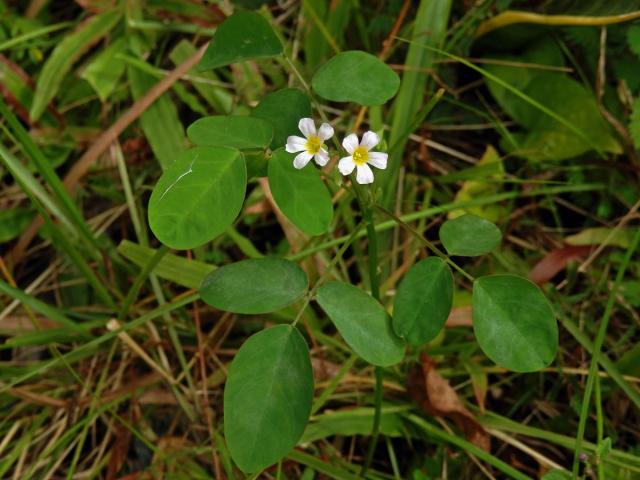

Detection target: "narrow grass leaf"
[541, 470, 572, 480]
[117, 240, 214, 289]
[200, 257, 308, 314]
[286, 450, 361, 480]
[302, 407, 403, 443]
[631, 97, 640, 149]
[224, 325, 313, 473]
[0, 279, 91, 337]
[0, 97, 99, 255]
[380, 0, 453, 207]
[80, 36, 127, 101]
[128, 63, 187, 170]
[169, 40, 233, 114]
[30, 10, 121, 120]
[0, 143, 75, 234]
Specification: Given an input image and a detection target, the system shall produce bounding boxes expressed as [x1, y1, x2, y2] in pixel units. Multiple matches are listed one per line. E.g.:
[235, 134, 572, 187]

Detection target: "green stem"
[286, 183, 605, 262]
[361, 366, 383, 477]
[374, 204, 475, 282]
[595, 375, 605, 480]
[572, 228, 640, 476]
[361, 203, 383, 477]
[559, 314, 640, 409]
[365, 209, 380, 300]
[312, 354, 358, 415]
[291, 221, 365, 327]
[2, 293, 200, 391]
[407, 414, 532, 480]
[118, 245, 169, 320]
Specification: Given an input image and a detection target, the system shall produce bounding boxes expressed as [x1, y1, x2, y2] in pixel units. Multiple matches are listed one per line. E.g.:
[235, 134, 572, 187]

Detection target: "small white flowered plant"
[338, 131, 388, 185]
[285, 118, 334, 169]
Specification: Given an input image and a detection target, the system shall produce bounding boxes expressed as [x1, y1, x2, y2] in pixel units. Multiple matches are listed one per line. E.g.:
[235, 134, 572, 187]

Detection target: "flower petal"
[293, 151, 313, 169]
[338, 156, 356, 175]
[342, 133, 359, 154]
[355, 163, 374, 184]
[298, 118, 316, 138]
[314, 149, 329, 166]
[367, 151, 388, 169]
[318, 123, 334, 141]
[285, 135, 307, 153]
[360, 131, 380, 151]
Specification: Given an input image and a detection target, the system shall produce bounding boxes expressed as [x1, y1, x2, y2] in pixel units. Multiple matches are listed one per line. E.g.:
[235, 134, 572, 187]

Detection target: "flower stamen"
[352, 146, 368, 165]
[305, 136, 323, 154]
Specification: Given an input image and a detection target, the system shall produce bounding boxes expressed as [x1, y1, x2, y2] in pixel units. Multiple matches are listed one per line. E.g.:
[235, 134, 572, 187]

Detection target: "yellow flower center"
[305, 135, 323, 154]
[352, 146, 368, 165]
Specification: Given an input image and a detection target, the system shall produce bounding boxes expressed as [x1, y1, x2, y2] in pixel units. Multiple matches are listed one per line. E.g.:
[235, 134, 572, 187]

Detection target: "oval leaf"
[187, 116, 273, 150]
[199, 11, 283, 70]
[393, 257, 453, 346]
[439, 214, 502, 256]
[200, 257, 308, 314]
[268, 148, 333, 236]
[472, 275, 558, 372]
[148, 146, 246, 249]
[316, 282, 405, 366]
[312, 51, 400, 106]
[225, 325, 314, 473]
[251, 88, 312, 148]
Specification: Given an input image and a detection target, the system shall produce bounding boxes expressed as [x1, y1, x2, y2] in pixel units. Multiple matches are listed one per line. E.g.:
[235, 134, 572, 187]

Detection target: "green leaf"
[30, 10, 121, 121]
[0, 55, 57, 127]
[512, 75, 621, 159]
[541, 470, 571, 480]
[445, 145, 507, 223]
[198, 11, 283, 70]
[268, 148, 333, 236]
[302, 407, 403, 444]
[630, 97, 640, 150]
[148, 146, 246, 250]
[128, 63, 187, 170]
[312, 50, 400, 106]
[169, 40, 233, 114]
[565, 227, 637, 249]
[316, 282, 405, 367]
[0, 208, 34, 244]
[627, 25, 640, 59]
[224, 325, 313, 473]
[439, 214, 502, 256]
[187, 115, 273, 150]
[472, 275, 558, 372]
[80, 37, 126, 102]
[484, 40, 620, 161]
[200, 257, 308, 314]
[117, 240, 214, 289]
[392, 257, 453, 346]
[251, 88, 312, 149]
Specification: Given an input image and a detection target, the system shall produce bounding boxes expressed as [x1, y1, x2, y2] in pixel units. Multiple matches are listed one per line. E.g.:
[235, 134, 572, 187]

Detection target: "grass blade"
[30, 10, 121, 120]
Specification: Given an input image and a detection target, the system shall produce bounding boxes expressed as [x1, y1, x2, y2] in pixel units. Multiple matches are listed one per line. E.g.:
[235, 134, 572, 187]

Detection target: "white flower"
[285, 118, 334, 169]
[338, 131, 388, 184]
